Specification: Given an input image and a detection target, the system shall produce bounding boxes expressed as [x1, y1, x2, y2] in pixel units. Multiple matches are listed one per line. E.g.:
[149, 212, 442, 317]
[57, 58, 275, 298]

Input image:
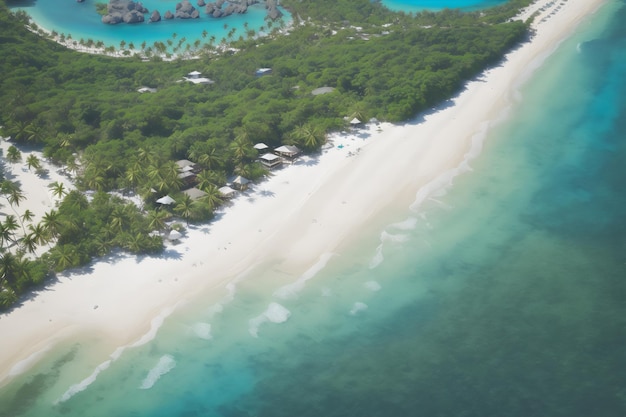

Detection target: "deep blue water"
[1, 0, 625, 416]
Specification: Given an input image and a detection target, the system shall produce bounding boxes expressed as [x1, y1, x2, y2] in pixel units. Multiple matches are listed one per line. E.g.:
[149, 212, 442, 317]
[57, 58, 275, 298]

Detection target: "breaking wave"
[273, 253, 334, 299]
[248, 302, 292, 338]
[139, 355, 177, 390]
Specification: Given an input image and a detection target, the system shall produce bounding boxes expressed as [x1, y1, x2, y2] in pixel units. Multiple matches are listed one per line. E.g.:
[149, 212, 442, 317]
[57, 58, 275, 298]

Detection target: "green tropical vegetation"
[0, 0, 533, 309]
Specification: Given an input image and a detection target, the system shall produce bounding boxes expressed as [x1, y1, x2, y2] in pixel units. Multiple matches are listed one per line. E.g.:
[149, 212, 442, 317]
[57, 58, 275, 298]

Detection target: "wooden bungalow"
[274, 145, 301, 164]
[232, 176, 250, 191]
[219, 186, 237, 199]
[259, 153, 282, 169]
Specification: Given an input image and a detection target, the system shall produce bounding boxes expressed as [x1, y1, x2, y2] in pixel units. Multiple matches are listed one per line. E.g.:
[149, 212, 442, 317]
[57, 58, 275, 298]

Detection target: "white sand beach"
[0, 0, 607, 385]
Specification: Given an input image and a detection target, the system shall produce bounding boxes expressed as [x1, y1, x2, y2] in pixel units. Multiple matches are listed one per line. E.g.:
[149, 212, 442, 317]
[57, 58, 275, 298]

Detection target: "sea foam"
[55, 304, 178, 403]
[364, 281, 382, 292]
[248, 302, 292, 338]
[273, 253, 334, 299]
[139, 355, 177, 390]
[350, 302, 368, 315]
[8, 346, 51, 377]
[192, 322, 212, 340]
[129, 305, 177, 348]
[369, 243, 384, 270]
[55, 359, 113, 404]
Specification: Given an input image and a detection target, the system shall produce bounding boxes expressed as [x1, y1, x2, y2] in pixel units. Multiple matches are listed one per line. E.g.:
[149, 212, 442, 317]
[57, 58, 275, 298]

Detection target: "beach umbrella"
[168, 230, 182, 240]
[156, 195, 175, 205]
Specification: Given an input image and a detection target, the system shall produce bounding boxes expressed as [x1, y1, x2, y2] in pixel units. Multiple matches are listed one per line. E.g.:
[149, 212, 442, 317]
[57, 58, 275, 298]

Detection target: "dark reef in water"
[100, 0, 282, 25]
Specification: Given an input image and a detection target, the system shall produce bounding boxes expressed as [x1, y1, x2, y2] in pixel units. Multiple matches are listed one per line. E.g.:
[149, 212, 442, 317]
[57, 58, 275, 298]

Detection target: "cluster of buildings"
[255, 143, 301, 169]
[156, 142, 301, 206]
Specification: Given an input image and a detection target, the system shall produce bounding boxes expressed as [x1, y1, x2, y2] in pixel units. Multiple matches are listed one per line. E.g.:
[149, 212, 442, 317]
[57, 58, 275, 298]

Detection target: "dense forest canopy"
[0, 0, 532, 308]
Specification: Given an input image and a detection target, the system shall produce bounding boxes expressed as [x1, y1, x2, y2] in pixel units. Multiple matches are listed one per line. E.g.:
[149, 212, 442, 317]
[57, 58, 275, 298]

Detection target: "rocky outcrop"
[164, 10, 174, 19]
[150, 10, 161, 22]
[175, 0, 200, 18]
[204, 0, 281, 20]
[123, 9, 144, 23]
[197, 0, 206, 7]
[101, 0, 148, 24]
[265, 0, 282, 20]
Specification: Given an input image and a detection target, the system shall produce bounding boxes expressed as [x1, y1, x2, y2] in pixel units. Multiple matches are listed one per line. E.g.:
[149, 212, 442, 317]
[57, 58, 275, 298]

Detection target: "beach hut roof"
[176, 159, 195, 169]
[219, 186, 236, 197]
[183, 187, 207, 200]
[233, 176, 250, 185]
[275, 145, 301, 155]
[260, 153, 280, 162]
[188, 70, 202, 76]
[312, 86, 335, 96]
[255, 68, 272, 76]
[168, 229, 183, 240]
[350, 117, 362, 125]
[156, 195, 176, 205]
[253, 143, 269, 150]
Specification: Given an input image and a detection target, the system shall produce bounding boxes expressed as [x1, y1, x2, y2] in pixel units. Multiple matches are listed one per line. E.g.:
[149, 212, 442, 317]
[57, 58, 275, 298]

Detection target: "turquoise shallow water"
[9, 0, 291, 50]
[382, 0, 508, 12]
[2, 0, 626, 416]
[10, 0, 507, 51]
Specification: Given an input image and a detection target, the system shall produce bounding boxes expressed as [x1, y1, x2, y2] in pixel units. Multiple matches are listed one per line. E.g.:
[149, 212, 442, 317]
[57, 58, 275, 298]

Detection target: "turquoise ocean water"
[2, 0, 626, 416]
[382, 0, 507, 12]
[8, 0, 507, 51]
[9, 0, 292, 50]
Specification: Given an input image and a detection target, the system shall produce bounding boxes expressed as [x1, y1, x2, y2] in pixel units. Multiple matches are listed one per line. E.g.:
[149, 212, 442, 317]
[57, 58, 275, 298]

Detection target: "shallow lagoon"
[9, 0, 509, 51]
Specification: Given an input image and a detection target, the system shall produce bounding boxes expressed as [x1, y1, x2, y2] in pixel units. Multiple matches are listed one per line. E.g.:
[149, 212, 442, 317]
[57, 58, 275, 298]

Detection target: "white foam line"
[7, 345, 51, 377]
[273, 253, 334, 299]
[54, 303, 178, 404]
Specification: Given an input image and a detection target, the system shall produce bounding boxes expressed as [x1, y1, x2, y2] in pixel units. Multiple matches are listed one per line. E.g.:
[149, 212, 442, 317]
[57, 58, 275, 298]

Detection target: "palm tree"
[5, 146, 22, 163]
[196, 170, 218, 191]
[201, 184, 223, 211]
[196, 148, 224, 171]
[1, 180, 25, 213]
[48, 181, 67, 200]
[0, 222, 17, 250]
[51, 244, 77, 271]
[202, 29, 208, 39]
[25, 154, 41, 171]
[28, 223, 48, 247]
[20, 209, 34, 228]
[6, 120, 29, 142]
[109, 206, 127, 233]
[0, 252, 18, 287]
[230, 131, 254, 165]
[66, 156, 80, 178]
[292, 123, 326, 150]
[2, 216, 20, 241]
[146, 209, 169, 231]
[19, 233, 38, 255]
[26, 123, 45, 143]
[124, 161, 145, 192]
[174, 195, 194, 225]
[41, 210, 62, 240]
[93, 234, 113, 257]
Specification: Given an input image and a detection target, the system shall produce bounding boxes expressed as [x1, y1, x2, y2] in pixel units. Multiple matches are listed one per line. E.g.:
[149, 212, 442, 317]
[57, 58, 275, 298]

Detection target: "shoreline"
[15, 5, 295, 60]
[0, 0, 607, 386]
